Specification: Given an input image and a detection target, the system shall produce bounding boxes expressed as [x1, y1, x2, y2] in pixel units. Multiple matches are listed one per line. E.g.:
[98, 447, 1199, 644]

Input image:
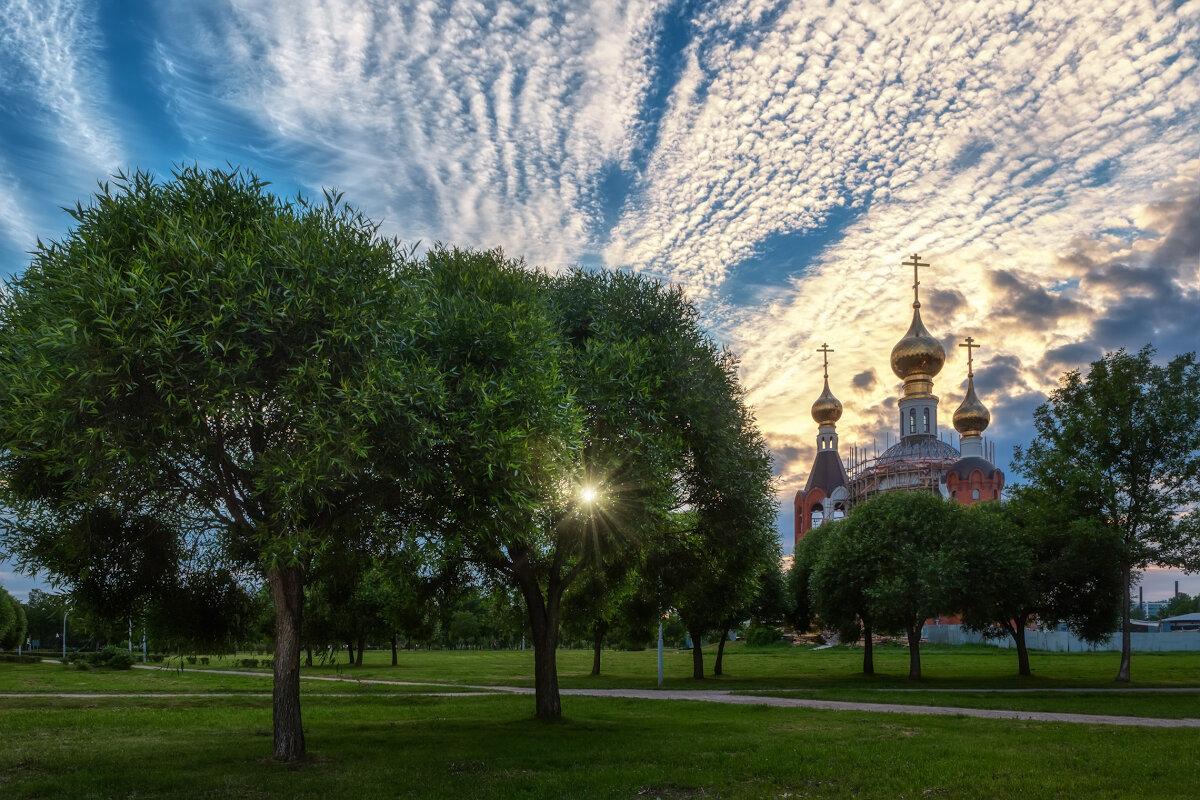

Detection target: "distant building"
[794, 254, 1004, 548]
[1161, 613, 1200, 632]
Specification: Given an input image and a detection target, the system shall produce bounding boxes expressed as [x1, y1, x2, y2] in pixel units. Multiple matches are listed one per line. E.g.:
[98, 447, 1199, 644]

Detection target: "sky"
[0, 0, 1198, 602]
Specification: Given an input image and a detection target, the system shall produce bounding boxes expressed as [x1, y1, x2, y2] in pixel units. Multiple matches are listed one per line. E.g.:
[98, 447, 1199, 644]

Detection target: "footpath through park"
[15, 665, 1179, 729]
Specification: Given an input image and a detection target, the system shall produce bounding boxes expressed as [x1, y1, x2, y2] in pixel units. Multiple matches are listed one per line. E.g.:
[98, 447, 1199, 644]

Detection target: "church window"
[908, 409, 916, 434]
[952, 491, 957, 498]
[972, 489, 980, 500]
[923, 408, 930, 433]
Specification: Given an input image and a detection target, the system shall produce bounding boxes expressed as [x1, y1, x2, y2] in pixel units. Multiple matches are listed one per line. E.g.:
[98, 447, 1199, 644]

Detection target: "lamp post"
[61, 609, 68, 660]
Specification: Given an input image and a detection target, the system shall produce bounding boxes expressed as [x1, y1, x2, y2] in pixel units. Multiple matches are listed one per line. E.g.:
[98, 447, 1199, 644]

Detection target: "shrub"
[186, 656, 197, 664]
[72, 646, 135, 670]
[199, 657, 210, 665]
[744, 624, 785, 647]
[0, 653, 39, 663]
[261, 658, 273, 669]
[240, 658, 259, 668]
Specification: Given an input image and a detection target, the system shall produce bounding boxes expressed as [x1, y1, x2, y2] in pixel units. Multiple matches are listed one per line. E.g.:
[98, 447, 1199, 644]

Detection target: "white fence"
[922, 624, 1200, 652]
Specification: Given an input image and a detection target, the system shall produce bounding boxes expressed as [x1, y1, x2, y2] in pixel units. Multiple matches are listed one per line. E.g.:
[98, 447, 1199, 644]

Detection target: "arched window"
[952, 491, 958, 499]
[811, 505, 825, 528]
[923, 408, 930, 433]
[972, 489, 980, 500]
[908, 409, 916, 434]
[832, 503, 845, 520]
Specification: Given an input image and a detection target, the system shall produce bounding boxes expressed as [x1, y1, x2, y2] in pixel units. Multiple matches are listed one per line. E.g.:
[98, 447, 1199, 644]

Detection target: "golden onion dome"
[890, 306, 946, 380]
[811, 377, 843, 425]
[953, 376, 991, 437]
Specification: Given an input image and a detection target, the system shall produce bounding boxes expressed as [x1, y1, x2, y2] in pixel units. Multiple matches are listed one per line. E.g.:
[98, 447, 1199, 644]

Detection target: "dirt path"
[5, 666, 1150, 728]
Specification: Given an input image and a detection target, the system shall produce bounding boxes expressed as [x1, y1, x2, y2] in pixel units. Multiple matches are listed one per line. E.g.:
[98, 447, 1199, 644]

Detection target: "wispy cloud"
[0, 0, 124, 260]
[0, 0, 122, 171]
[158, 0, 667, 266]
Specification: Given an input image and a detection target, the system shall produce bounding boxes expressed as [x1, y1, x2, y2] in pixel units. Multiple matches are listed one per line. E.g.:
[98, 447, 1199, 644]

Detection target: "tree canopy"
[1012, 345, 1200, 681]
[0, 166, 444, 760]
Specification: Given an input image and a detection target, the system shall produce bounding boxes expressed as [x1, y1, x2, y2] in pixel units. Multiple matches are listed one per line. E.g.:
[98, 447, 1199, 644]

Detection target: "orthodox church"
[793, 254, 1004, 548]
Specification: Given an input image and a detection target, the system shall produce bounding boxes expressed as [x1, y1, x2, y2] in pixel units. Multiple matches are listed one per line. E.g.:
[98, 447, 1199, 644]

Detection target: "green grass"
[277, 642, 1200, 690]
[1, 645, 1197, 798]
[1, 689, 1197, 798]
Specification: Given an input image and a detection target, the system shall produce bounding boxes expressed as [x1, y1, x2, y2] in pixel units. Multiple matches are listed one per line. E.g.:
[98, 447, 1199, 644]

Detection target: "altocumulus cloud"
[159, 0, 666, 268]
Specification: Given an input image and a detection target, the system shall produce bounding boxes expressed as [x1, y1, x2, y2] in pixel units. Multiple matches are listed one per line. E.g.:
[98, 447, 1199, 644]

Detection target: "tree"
[808, 518, 879, 673]
[0, 586, 22, 650]
[1159, 593, 1199, 618]
[1012, 346, 1200, 682]
[787, 523, 832, 637]
[813, 492, 959, 680]
[20, 589, 79, 649]
[941, 495, 1122, 676]
[0, 167, 446, 760]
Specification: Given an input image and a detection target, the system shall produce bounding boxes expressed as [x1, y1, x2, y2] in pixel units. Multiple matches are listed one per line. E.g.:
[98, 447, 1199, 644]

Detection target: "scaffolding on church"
[846, 453, 955, 503]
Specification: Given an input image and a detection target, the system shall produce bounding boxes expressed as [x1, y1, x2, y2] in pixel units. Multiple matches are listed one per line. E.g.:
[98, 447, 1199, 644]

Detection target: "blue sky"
[1, 0, 1198, 601]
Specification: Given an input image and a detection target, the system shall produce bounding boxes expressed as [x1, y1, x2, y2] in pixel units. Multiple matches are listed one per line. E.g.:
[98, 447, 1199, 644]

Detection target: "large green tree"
[0, 167, 452, 760]
[812, 492, 960, 680]
[1012, 346, 1200, 682]
[941, 496, 1121, 676]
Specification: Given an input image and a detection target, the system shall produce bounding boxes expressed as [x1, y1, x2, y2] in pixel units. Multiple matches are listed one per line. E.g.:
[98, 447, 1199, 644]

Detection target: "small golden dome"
[953, 375, 991, 437]
[811, 377, 843, 425]
[891, 307, 946, 380]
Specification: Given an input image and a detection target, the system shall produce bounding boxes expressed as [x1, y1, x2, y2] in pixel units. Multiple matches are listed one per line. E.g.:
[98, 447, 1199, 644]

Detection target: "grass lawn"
[1, 644, 1197, 798]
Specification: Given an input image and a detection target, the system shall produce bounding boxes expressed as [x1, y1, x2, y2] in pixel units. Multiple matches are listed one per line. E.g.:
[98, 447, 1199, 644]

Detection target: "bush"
[261, 658, 273, 669]
[186, 656, 197, 664]
[744, 624, 785, 647]
[0, 653, 39, 663]
[199, 657, 210, 665]
[240, 658, 259, 668]
[72, 646, 135, 670]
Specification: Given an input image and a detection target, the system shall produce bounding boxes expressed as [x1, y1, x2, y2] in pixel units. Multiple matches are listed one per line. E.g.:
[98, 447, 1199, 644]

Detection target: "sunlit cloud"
[596, 1, 1199, 497]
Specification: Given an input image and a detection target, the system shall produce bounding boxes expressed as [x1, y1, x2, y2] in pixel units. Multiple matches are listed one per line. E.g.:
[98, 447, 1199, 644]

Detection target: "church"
[794, 254, 1004, 549]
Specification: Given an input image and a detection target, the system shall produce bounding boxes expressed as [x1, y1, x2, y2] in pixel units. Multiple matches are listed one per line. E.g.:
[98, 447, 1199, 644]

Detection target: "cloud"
[986, 269, 1090, 332]
[0, 0, 122, 170]
[851, 369, 877, 391]
[0, 0, 124, 260]
[157, 0, 667, 268]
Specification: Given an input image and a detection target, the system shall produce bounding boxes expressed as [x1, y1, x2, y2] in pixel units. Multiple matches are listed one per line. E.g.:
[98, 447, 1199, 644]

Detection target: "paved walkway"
[1, 665, 1156, 728]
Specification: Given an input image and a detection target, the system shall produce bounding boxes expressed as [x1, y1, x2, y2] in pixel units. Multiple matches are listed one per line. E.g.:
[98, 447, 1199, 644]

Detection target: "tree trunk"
[1116, 563, 1132, 682]
[355, 635, 365, 667]
[304, 646, 312, 668]
[515, 568, 562, 720]
[689, 629, 704, 680]
[862, 620, 874, 675]
[906, 622, 921, 681]
[268, 564, 306, 762]
[391, 634, 398, 667]
[345, 638, 355, 665]
[714, 628, 730, 676]
[591, 622, 603, 676]
[1012, 618, 1031, 677]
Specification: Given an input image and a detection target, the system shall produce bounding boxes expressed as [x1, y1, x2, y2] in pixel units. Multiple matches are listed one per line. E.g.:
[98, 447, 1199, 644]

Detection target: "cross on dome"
[903, 253, 929, 309]
[817, 342, 834, 378]
[960, 336, 979, 377]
